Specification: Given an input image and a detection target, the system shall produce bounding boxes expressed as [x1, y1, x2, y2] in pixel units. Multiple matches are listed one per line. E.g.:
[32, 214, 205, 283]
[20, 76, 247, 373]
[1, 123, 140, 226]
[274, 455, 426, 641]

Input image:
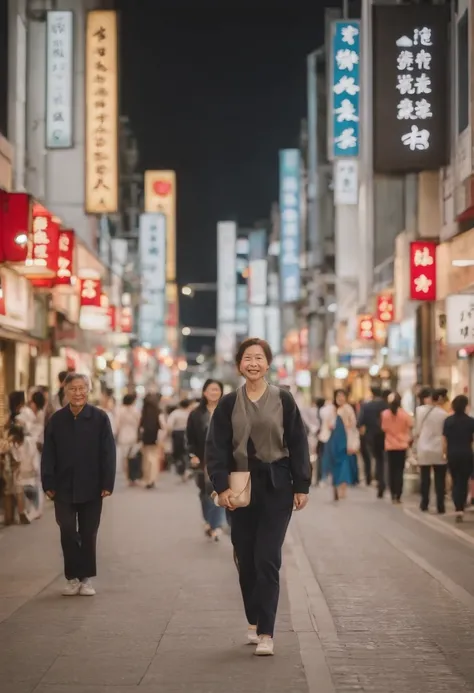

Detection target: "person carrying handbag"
[414, 388, 448, 514]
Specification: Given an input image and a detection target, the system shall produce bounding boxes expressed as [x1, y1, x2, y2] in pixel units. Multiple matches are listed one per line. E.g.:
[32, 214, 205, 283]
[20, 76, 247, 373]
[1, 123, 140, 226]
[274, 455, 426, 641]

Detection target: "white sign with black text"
[46, 11, 74, 149]
[446, 294, 474, 346]
[334, 159, 358, 205]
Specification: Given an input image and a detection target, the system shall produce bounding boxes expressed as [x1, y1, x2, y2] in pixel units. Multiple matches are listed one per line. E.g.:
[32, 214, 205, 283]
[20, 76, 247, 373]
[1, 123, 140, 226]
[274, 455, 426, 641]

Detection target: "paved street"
[2, 475, 474, 693]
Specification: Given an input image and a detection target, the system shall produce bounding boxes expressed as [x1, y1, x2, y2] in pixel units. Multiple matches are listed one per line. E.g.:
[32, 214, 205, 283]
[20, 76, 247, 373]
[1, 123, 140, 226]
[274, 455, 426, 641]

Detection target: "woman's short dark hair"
[8, 424, 25, 444]
[418, 387, 433, 403]
[433, 388, 448, 403]
[123, 394, 135, 406]
[32, 391, 46, 411]
[452, 395, 469, 415]
[179, 399, 191, 409]
[333, 389, 347, 407]
[235, 337, 273, 367]
[200, 379, 224, 408]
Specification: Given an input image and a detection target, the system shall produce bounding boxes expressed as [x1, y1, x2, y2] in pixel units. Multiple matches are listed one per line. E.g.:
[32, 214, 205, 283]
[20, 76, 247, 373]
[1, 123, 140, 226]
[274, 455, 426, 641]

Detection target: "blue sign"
[279, 149, 301, 304]
[331, 21, 361, 158]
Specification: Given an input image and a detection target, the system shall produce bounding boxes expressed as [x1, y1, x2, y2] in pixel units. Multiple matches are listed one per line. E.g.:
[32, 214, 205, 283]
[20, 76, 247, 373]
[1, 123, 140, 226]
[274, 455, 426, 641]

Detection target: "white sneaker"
[255, 636, 274, 656]
[62, 579, 81, 596]
[79, 579, 96, 596]
[247, 627, 259, 645]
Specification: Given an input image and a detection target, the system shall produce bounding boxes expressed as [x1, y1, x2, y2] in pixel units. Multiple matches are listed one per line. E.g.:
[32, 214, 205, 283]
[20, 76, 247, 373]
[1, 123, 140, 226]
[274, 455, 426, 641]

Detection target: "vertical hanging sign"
[46, 11, 74, 148]
[329, 21, 361, 159]
[85, 10, 118, 213]
[279, 149, 301, 303]
[409, 241, 437, 301]
[139, 213, 166, 346]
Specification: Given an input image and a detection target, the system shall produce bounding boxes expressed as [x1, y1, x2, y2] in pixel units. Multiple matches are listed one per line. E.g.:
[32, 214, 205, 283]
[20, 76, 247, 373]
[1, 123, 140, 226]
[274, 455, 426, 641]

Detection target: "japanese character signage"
[25, 205, 59, 278]
[446, 295, 474, 346]
[46, 11, 73, 149]
[80, 277, 101, 307]
[330, 21, 360, 159]
[85, 11, 118, 213]
[409, 241, 437, 301]
[376, 293, 394, 323]
[55, 229, 74, 286]
[120, 306, 133, 334]
[279, 149, 301, 303]
[144, 171, 176, 282]
[358, 315, 374, 341]
[373, 5, 449, 173]
[139, 213, 166, 346]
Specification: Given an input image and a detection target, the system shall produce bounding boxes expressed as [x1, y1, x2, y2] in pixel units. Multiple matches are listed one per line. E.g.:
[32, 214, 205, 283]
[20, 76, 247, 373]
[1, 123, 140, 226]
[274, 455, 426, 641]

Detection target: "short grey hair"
[64, 373, 90, 390]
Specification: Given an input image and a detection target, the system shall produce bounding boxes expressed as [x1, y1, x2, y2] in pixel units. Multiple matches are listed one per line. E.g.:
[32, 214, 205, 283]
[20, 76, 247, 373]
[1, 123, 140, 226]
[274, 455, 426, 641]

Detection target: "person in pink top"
[381, 394, 413, 504]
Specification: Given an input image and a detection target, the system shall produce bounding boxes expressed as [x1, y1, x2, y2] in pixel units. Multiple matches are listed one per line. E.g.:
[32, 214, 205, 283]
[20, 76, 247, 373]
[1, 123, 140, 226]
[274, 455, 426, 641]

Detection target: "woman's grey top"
[205, 384, 311, 495]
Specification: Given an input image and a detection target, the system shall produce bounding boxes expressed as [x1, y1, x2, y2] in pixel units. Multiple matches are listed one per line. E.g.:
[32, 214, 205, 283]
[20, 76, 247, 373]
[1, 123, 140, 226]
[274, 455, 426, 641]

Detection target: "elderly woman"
[206, 337, 311, 657]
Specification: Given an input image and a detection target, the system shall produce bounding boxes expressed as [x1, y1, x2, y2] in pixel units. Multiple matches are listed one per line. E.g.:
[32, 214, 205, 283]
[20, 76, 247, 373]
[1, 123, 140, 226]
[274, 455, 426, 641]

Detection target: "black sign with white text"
[373, 5, 450, 174]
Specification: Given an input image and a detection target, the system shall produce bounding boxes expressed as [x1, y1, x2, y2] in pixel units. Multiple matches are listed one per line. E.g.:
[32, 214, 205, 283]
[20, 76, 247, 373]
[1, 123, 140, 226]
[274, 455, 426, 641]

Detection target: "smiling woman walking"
[206, 337, 311, 657]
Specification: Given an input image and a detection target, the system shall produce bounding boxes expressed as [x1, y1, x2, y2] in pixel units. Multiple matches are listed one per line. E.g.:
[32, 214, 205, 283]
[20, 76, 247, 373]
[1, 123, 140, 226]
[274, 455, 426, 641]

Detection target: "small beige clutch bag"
[212, 471, 251, 508]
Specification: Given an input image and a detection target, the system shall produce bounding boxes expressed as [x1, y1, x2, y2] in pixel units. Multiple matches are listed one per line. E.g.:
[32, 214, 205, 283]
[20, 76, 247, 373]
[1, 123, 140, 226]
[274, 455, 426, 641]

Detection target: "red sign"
[358, 315, 374, 341]
[153, 180, 172, 197]
[55, 230, 74, 286]
[27, 206, 59, 278]
[376, 293, 394, 323]
[0, 191, 31, 263]
[120, 307, 133, 333]
[410, 241, 437, 302]
[79, 277, 101, 307]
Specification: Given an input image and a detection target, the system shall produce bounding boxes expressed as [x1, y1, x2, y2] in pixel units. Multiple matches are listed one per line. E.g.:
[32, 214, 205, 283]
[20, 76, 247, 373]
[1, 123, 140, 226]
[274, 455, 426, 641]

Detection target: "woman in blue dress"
[322, 389, 359, 500]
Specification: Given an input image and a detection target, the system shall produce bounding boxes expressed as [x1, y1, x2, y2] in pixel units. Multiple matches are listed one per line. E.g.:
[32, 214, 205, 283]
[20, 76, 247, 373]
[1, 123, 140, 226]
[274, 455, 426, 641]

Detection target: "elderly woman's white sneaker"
[255, 636, 274, 656]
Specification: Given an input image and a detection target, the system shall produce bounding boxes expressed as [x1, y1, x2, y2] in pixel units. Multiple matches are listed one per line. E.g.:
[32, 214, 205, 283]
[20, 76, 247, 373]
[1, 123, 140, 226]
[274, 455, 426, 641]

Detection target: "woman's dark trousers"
[419, 465, 447, 513]
[230, 472, 293, 637]
[387, 449, 406, 501]
[449, 455, 474, 512]
[54, 498, 103, 580]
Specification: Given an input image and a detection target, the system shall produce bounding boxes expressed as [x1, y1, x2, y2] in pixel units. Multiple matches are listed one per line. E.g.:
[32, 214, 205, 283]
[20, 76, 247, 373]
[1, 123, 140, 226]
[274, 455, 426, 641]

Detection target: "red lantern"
[358, 315, 374, 341]
[22, 204, 59, 278]
[120, 306, 133, 333]
[410, 241, 437, 302]
[55, 230, 74, 286]
[0, 191, 31, 263]
[376, 293, 394, 323]
[79, 277, 101, 307]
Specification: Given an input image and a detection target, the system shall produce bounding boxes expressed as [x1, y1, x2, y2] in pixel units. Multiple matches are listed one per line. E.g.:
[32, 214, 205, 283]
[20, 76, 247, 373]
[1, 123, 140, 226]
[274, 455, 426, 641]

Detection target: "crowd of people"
[3, 342, 474, 657]
[302, 385, 474, 522]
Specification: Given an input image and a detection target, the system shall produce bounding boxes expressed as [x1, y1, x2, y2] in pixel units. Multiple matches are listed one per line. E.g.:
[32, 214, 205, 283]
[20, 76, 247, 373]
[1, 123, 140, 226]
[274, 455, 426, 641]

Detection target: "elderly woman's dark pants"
[54, 499, 103, 580]
[231, 473, 293, 637]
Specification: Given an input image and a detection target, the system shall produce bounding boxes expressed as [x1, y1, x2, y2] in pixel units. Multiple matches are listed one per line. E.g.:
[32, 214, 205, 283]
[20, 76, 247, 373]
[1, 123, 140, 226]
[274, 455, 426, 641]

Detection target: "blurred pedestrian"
[41, 373, 116, 596]
[443, 395, 474, 523]
[53, 371, 68, 410]
[358, 386, 388, 498]
[167, 399, 193, 480]
[116, 393, 141, 485]
[322, 389, 359, 501]
[206, 337, 310, 656]
[381, 393, 413, 504]
[186, 379, 225, 541]
[414, 388, 448, 514]
[139, 393, 161, 489]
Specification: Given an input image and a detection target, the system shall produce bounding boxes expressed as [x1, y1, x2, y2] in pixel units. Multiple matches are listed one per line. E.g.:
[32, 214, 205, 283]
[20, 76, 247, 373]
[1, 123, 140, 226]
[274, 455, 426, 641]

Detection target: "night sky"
[116, 1, 330, 351]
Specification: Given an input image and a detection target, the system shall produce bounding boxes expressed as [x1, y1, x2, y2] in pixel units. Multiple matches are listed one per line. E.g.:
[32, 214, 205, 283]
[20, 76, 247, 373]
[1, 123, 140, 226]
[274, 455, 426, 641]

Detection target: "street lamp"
[181, 286, 193, 296]
[182, 327, 191, 336]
